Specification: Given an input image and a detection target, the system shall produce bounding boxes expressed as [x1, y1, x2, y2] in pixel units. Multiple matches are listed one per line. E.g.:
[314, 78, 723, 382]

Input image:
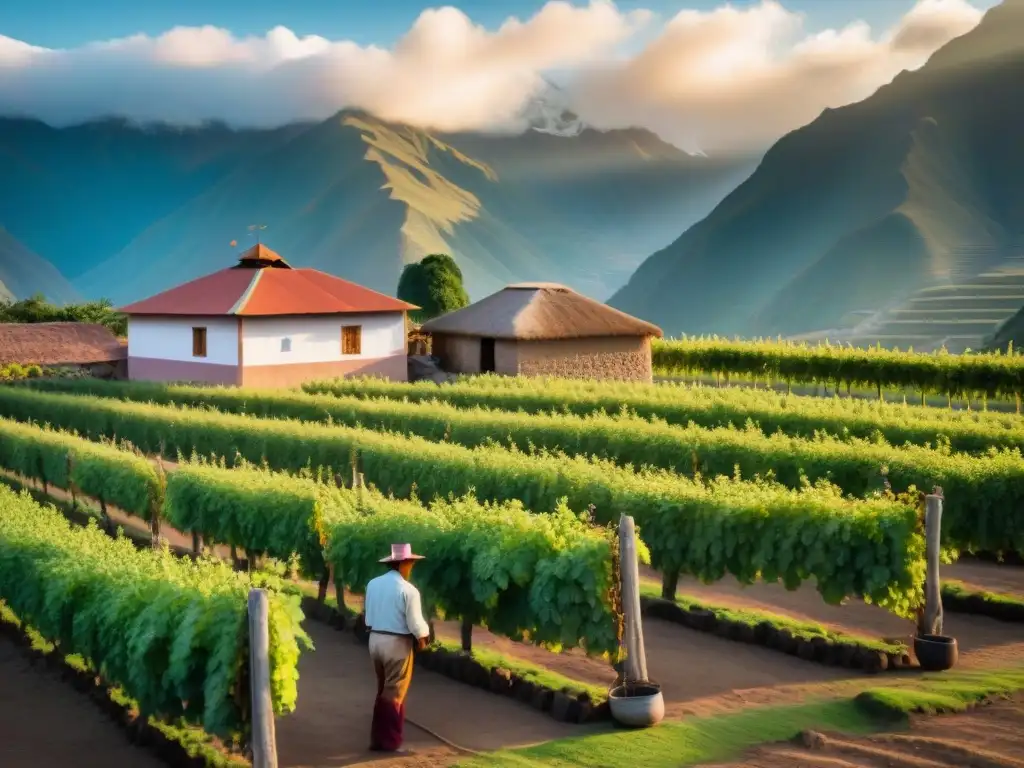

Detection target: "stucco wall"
[127, 317, 239, 366]
[240, 355, 407, 388]
[128, 357, 239, 385]
[515, 336, 652, 381]
[242, 313, 405, 366]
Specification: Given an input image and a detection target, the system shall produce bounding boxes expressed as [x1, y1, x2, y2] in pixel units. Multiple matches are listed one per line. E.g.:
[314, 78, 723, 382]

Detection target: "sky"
[0, 0, 1000, 153]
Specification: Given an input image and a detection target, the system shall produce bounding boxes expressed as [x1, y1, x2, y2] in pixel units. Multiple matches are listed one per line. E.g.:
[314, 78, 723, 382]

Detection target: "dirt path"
[640, 566, 1024, 666]
[0, 635, 164, 768]
[276, 621, 580, 767]
[705, 695, 1024, 767]
[945, 559, 1024, 595]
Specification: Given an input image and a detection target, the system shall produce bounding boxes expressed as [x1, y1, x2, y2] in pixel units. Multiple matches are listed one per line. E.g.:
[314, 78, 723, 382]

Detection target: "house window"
[281, 337, 292, 353]
[341, 325, 362, 355]
[192, 327, 208, 358]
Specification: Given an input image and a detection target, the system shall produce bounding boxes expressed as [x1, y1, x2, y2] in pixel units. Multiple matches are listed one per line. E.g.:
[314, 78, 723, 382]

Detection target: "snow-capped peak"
[521, 81, 585, 137]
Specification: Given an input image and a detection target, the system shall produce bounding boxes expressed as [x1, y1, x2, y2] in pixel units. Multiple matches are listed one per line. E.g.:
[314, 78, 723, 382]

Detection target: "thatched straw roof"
[420, 283, 662, 340]
[0, 322, 126, 366]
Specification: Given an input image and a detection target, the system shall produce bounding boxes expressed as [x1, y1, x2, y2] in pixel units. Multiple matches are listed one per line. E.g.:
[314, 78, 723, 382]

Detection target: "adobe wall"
[515, 336, 652, 382]
[432, 334, 481, 374]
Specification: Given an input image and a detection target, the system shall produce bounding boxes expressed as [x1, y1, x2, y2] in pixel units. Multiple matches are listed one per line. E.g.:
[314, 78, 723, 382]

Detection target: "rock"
[490, 667, 513, 695]
[861, 651, 889, 674]
[551, 691, 575, 721]
[800, 730, 827, 750]
[531, 687, 554, 712]
[516, 680, 538, 704]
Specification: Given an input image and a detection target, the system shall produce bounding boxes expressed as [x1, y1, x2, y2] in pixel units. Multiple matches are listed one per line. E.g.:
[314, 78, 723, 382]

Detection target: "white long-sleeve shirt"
[364, 569, 430, 639]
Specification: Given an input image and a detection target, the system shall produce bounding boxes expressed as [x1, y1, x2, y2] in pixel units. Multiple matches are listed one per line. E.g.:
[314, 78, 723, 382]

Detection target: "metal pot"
[608, 682, 665, 727]
[914, 634, 958, 671]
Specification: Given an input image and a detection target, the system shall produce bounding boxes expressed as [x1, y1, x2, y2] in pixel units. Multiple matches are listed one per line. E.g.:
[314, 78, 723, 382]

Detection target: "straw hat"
[379, 543, 425, 563]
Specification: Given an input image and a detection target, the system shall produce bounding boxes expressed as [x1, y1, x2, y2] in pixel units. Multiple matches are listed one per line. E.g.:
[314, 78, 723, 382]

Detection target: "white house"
[119, 244, 415, 387]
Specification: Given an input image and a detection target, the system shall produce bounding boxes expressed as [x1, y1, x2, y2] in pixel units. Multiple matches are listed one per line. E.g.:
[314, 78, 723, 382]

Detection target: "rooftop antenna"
[248, 224, 268, 245]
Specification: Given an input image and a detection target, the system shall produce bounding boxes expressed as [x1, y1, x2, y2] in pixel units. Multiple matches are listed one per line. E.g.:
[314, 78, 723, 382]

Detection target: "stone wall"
[516, 336, 652, 381]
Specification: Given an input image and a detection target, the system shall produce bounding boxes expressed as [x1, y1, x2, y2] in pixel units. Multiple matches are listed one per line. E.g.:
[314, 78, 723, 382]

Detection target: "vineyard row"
[35, 376, 1024, 455]
[651, 337, 1024, 400]
[16, 380, 1024, 557]
[0, 482, 307, 739]
[0, 391, 925, 617]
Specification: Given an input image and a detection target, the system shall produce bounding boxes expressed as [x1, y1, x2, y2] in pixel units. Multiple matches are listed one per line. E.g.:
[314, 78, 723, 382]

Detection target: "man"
[363, 542, 431, 754]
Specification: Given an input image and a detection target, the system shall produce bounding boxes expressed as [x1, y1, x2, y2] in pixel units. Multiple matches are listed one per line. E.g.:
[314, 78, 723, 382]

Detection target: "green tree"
[397, 254, 470, 322]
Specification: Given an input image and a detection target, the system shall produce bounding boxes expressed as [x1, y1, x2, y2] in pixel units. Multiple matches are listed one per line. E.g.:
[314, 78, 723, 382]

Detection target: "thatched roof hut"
[420, 283, 662, 381]
[0, 322, 125, 368]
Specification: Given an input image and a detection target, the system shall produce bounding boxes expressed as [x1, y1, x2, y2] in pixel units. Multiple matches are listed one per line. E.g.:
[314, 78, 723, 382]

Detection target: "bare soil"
[0, 634, 163, 768]
[639, 564, 1024, 668]
[706, 695, 1024, 767]
[275, 620, 580, 767]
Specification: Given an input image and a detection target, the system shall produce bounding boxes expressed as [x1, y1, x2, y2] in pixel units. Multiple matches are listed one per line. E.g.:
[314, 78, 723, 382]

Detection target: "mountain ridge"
[0, 108, 755, 305]
[609, 0, 1024, 343]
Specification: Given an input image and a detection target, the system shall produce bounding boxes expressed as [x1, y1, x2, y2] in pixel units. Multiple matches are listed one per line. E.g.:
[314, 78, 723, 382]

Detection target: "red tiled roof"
[120, 260, 416, 317]
[0, 323, 126, 366]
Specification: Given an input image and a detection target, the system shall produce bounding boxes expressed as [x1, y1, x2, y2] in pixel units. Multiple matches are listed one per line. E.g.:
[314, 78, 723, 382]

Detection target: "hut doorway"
[480, 337, 496, 373]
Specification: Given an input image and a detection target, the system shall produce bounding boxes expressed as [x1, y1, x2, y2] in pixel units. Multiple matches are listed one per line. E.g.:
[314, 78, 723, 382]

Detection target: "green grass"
[638, 581, 907, 655]
[456, 667, 1024, 767]
[0, 603, 247, 767]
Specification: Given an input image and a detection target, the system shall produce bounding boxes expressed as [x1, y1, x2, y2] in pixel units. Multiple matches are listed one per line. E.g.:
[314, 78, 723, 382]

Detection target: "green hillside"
[610, 0, 1024, 342]
[74, 111, 753, 304]
[0, 227, 79, 304]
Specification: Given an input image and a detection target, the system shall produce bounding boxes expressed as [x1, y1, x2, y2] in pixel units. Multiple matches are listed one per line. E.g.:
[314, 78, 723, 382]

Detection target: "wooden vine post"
[66, 454, 77, 511]
[917, 489, 944, 637]
[248, 589, 278, 768]
[618, 514, 649, 686]
[151, 456, 165, 550]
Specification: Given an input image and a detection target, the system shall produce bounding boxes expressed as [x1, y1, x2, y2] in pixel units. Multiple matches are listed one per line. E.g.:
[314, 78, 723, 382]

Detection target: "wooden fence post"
[66, 455, 77, 511]
[918, 490, 944, 637]
[248, 589, 278, 768]
[619, 514, 649, 685]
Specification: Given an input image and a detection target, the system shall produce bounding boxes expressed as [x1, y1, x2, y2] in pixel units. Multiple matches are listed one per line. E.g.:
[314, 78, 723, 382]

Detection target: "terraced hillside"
[798, 238, 1024, 353]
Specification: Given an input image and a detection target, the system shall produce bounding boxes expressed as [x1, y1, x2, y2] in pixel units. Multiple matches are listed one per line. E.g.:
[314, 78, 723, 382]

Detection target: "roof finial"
[248, 224, 268, 245]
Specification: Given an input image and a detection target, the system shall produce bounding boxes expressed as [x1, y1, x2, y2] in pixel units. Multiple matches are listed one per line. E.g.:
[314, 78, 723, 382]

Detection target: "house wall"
[126, 317, 240, 385]
[241, 313, 405, 366]
[239, 313, 407, 387]
[431, 333, 651, 381]
[432, 334, 482, 374]
[128, 317, 239, 365]
[514, 336, 652, 381]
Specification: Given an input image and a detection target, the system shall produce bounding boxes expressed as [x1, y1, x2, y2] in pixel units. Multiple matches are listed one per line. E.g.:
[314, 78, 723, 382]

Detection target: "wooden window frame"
[341, 325, 362, 356]
[192, 326, 208, 358]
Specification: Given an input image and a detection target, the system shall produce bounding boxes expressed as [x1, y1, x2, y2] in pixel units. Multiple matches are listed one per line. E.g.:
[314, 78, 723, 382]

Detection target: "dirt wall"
[516, 336, 652, 381]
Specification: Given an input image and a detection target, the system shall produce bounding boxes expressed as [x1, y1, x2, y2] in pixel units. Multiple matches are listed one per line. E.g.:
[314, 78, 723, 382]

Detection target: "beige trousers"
[368, 633, 414, 704]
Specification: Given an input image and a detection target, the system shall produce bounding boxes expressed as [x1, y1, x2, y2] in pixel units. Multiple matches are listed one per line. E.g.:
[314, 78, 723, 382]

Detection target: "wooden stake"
[619, 514, 648, 684]
[248, 589, 278, 768]
[918, 491, 944, 637]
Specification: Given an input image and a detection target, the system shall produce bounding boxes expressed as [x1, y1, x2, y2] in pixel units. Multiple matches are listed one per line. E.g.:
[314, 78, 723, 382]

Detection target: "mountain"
[0, 118, 309, 281]
[0, 227, 79, 303]
[0, 110, 755, 306]
[610, 0, 1024, 344]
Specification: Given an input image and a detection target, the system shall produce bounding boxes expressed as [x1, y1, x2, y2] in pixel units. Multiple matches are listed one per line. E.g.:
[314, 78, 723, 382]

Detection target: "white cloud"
[570, 0, 985, 153]
[0, 0, 986, 152]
